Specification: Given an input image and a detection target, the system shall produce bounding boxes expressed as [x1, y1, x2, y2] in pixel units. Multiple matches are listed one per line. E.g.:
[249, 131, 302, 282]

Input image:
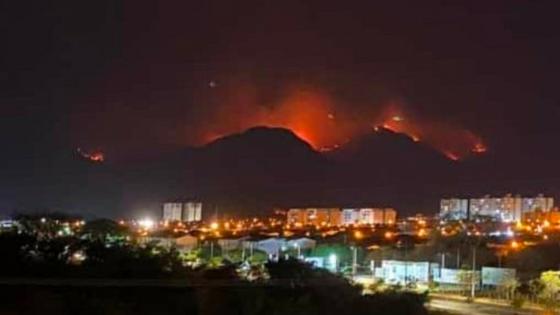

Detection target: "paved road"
[429, 297, 546, 315]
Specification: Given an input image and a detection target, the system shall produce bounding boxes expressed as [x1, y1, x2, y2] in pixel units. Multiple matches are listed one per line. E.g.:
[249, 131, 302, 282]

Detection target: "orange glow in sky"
[196, 85, 486, 160]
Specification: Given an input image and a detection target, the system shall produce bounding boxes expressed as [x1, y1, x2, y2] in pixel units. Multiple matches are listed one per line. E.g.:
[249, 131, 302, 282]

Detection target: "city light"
[354, 230, 363, 239]
[138, 218, 155, 230]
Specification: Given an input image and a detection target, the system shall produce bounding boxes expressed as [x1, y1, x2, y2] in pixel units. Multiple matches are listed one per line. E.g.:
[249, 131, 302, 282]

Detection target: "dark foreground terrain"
[0, 282, 428, 315]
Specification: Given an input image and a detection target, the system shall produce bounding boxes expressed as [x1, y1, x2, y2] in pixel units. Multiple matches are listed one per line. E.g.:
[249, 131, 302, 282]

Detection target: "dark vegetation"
[0, 229, 428, 315]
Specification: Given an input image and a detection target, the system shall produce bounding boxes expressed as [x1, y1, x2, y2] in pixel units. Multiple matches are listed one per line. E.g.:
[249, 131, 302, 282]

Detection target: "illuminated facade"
[440, 198, 469, 220]
[162, 202, 183, 221]
[287, 208, 341, 227]
[287, 208, 306, 226]
[287, 207, 394, 227]
[183, 201, 202, 222]
[162, 201, 202, 222]
[341, 208, 359, 225]
[341, 208, 396, 226]
[441, 194, 554, 222]
[384, 208, 397, 225]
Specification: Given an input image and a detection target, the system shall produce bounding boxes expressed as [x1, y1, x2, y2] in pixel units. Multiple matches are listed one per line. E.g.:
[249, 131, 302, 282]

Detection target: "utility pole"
[441, 252, 446, 269]
[352, 246, 358, 278]
[456, 247, 460, 268]
[404, 245, 408, 288]
[470, 245, 477, 299]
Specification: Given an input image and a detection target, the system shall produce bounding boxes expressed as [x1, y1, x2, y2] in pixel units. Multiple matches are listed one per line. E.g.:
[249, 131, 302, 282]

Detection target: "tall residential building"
[162, 202, 183, 222]
[341, 208, 396, 225]
[441, 194, 554, 222]
[183, 201, 202, 222]
[522, 194, 554, 214]
[288, 207, 396, 226]
[440, 199, 469, 220]
[342, 208, 359, 225]
[470, 194, 521, 221]
[359, 208, 375, 225]
[328, 208, 342, 226]
[287, 208, 341, 227]
[162, 201, 203, 222]
[372, 209, 385, 225]
[287, 208, 306, 226]
[384, 208, 397, 225]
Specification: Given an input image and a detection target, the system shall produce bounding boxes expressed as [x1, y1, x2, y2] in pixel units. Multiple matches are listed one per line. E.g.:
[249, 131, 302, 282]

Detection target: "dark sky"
[2, 1, 560, 216]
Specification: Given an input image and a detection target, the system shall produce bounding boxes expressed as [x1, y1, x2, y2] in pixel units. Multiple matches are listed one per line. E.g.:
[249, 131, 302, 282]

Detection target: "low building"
[174, 234, 199, 252]
[217, 236, 249, 251]
[141, 233, 198, 252]
[374, 260, 439, 285]
[243, 237, 286, 257]
[286, 237, 316, 251]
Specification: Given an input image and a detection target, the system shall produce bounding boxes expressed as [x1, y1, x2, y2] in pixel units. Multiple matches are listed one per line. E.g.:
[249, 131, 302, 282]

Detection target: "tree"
[81, 218, 130, 241]
[311, 244, 352, 266]
[539, 271, 560, 309]
[497, 274, 519, 301]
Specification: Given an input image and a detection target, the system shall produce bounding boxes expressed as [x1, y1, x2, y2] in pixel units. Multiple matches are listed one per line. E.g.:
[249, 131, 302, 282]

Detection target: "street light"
[293, 243, 301, 258]
[329, 254, 337, 272]
[351, 246, 358, 278]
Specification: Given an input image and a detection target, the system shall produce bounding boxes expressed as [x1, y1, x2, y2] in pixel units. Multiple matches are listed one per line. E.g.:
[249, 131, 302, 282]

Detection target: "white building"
[342, 208, 359, 225]
[441, 194, 554, 222]
[341, 208, 396, 226]
[286, 237, 317, 251]
[243, 238, 286, 257]
[162, 202, 183, 222]
[522, 195, 554, 214]
[359, 208, 374, 225]
[183, 201, 202, 222]
[374, 260, 439, 285]
[162, 201, 203, 222]
[440, 198, 469, 220]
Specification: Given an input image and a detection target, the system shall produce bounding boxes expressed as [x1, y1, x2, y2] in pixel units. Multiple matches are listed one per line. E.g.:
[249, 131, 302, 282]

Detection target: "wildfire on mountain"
[77, 148, 104, 163]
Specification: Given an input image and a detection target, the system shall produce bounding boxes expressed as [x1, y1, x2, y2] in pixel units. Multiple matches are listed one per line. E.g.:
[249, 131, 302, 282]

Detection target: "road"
[429, 296, 547, 315]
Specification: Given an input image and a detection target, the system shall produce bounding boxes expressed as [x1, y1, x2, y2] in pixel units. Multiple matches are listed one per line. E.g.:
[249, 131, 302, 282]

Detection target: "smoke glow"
[373, 102, 487, 160]
[194, 84, 486, 160]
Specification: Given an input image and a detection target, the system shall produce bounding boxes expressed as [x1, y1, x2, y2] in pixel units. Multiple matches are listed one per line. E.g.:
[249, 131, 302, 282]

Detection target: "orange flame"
[77, 148, 104, 163]
[193, 83, 486, 160]
[373, 102, 487, 160]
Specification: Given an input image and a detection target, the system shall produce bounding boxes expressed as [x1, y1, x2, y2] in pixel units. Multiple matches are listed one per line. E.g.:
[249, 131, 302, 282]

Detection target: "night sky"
[2, 1, 560, 217]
